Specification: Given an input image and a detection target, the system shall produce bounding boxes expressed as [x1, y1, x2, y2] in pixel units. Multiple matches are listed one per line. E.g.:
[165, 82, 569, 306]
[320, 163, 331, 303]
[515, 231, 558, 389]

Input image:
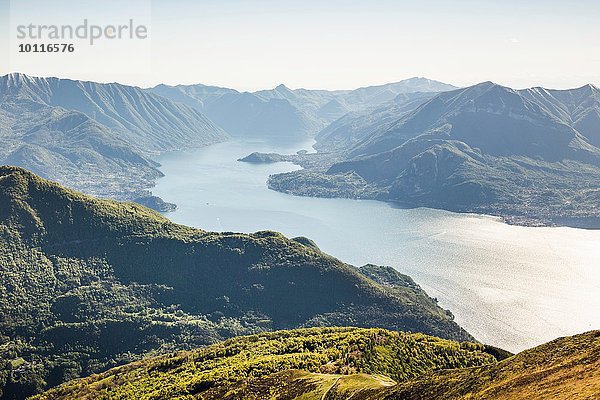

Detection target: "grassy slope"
[0, 166, 469, 398]
[200, 370, 397, 400]
[38, 329, 598, 400]
[387, 329, 600, 400]
[33, 327, 500, 399]
[204, 330, 600, 400]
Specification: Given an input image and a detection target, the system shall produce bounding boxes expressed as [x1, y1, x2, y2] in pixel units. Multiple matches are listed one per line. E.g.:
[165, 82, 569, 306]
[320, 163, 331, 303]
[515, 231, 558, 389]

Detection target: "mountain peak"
[0, 72, 39, 88]
[0, 165, 53, 187]
[274, 83, 294, 93]
[467, 81, 520, 99]
[1, 164, 31, 174]
[402, 77, 436, 83]
[579, 83, 599, 93]
[0, 165, 36, 184]
[2, 72, 32, 79]
[473, 81, 499, 89]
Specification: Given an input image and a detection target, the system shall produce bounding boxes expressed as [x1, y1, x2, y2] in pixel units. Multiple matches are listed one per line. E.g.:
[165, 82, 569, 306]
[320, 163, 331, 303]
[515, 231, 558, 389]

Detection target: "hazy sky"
[1, 0, 599, 90]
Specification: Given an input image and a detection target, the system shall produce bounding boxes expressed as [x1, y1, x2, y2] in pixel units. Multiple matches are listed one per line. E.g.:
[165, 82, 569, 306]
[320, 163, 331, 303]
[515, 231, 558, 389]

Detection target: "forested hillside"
[0, 166, 468, 398]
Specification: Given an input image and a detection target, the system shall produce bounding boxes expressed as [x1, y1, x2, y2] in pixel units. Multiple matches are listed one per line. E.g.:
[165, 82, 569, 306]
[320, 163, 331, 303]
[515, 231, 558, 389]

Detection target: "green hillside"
[386, 329, 600, 399]
[36, 328, 599, 400]
[0, 166, 469, 398]
[33, 327, 502, 400]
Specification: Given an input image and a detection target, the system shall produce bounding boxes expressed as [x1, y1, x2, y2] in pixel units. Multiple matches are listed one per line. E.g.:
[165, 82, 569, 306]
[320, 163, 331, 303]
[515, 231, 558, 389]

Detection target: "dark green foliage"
[359, 265, 420, 290]
[290, 237, 320, 251]
[133, 196, 177, 212]
[0, 167, 469, 398]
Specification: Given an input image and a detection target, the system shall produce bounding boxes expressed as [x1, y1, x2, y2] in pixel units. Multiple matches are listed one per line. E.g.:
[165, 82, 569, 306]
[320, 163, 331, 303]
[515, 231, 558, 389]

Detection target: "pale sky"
[1, 0, 599, 91]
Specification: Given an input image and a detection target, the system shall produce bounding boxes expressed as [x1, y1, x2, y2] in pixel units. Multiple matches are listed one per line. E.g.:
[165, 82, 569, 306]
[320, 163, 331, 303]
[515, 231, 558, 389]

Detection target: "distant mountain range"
[0, 166, 469, 398]
[0, 73, 227, 154]
[0, 73, 454, 205]
[151, 83, 322, 138]
[4, 73, 598, 226]
[150, 77, 456, 137]
[34, 327, 599, 400]
[0, 73, 228, 200]
[264, 82, 600, 227]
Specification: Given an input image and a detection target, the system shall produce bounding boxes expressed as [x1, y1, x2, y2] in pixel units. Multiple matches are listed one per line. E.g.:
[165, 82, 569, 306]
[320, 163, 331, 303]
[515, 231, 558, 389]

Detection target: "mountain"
[266, 82, 600, 227]
[0, 104, 162, 200]
[255, 78, 457, 125]
[32, 327, 506, 399]
[383, 330, 600, 399]
[150, 82, 235, 111]
[255, 78, 455, 111]
[520, 84, 600, 148]
[315, 92, 440, 153]
[346, 82, 598, 161]
[149, 78, 456, 138]
[150, 83, 325, 138]
[0, 167, 469, 398]
[0, 73, 228, 202]
[34, 328, 600, 400]
[339, 77, 457, 108]
[1, 73, 228, 154]
[203, 91, 323, 138]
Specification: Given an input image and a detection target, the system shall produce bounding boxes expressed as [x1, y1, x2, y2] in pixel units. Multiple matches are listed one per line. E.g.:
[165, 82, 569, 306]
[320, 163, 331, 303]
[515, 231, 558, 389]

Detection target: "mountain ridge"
[1, 73, 228, 154]
[149, 77, 457, 138]
[263, 81, 600, 228]
[0, 73, 228, 204]
[0, 166, 470, 398]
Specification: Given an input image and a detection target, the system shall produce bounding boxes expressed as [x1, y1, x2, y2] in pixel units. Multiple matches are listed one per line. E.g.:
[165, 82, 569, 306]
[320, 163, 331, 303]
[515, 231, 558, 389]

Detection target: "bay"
[153, 138, 600, 352]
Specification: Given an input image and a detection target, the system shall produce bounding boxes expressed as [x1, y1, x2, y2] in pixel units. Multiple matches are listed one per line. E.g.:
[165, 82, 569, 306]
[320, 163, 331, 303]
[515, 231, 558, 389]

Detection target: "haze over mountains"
[0, 73, 456, 207]
[2, 72, 599, 226]
[0, 73, 228, 200]
[264, 82, 600, 227]
[150, 77, 456, 137]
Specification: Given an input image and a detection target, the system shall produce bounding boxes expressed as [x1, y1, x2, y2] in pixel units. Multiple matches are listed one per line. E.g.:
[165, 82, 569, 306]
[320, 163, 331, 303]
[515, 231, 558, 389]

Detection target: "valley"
[0, 73, 599, 399]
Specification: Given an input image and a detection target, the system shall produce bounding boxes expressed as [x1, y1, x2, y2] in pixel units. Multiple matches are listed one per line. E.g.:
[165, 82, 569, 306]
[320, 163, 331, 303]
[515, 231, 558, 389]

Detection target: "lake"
[153, 138, 600, 352]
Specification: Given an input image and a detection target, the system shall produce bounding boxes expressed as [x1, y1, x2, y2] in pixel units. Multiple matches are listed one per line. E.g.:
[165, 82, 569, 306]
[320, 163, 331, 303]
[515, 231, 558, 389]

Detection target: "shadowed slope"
[0, 167, 469, 398]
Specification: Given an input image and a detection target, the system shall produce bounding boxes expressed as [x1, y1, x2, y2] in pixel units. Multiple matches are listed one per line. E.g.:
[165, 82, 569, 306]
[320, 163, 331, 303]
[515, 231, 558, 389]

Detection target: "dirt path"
[321, 376, 341, 400]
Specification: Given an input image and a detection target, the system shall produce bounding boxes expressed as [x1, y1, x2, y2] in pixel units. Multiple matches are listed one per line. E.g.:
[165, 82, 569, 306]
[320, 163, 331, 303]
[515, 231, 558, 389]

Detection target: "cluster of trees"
[35, 327, 503, 399]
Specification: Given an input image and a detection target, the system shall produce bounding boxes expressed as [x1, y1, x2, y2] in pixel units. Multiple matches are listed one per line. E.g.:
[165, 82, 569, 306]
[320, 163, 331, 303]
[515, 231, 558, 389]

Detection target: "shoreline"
[237, 149, 600, 231]
[145, 142, 600, 230]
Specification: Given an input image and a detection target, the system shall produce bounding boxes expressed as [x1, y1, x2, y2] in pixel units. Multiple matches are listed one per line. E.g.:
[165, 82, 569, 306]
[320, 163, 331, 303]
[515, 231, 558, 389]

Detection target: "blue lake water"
[153, 138, 600, 352]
